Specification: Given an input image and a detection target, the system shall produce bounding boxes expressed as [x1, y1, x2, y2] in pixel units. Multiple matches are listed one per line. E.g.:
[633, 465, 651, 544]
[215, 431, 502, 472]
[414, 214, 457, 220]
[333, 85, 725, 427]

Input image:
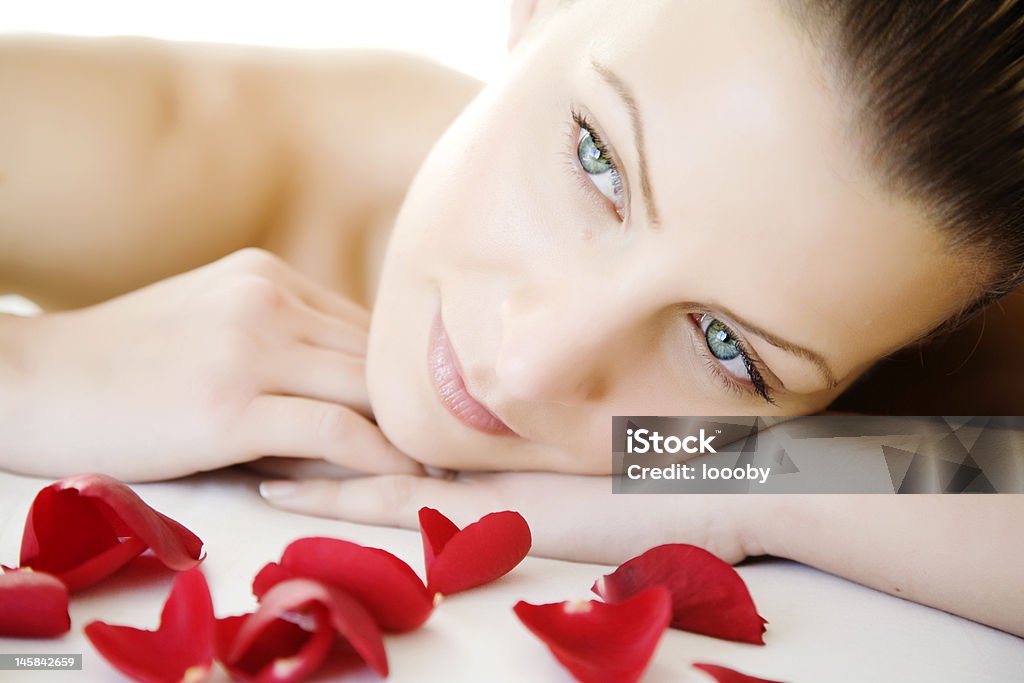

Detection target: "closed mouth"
[428, 310, 517, 437]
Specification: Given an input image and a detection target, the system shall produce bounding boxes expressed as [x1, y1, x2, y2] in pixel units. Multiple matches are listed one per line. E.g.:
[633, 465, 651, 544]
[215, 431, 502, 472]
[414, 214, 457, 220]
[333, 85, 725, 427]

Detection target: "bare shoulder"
[0, 37, 483, 309]
[256, 49, 484, 209]
[0, 36, 290, 309]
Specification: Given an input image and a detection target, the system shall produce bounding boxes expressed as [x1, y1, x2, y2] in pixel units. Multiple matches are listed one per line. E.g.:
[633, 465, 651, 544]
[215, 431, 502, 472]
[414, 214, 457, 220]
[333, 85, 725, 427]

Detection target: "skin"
[0, 1, 1020, 636]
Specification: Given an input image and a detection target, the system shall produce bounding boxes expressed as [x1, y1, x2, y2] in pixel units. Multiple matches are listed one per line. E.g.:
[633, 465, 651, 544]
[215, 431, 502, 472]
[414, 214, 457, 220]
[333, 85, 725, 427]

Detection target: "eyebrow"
[589, 56, 662, 229]
[717, 305, 841, 390]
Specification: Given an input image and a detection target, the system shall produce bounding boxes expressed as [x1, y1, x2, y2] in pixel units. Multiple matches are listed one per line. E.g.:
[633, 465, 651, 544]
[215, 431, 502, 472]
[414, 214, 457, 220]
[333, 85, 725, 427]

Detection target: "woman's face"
[366, 0, 975, 474]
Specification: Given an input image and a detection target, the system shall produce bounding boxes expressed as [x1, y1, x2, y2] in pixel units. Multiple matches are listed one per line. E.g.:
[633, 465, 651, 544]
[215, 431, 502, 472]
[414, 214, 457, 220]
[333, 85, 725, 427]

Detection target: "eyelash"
[561, 106, 775, 407]
[690, 314, 776, 406]
[562, 105, 627, 219]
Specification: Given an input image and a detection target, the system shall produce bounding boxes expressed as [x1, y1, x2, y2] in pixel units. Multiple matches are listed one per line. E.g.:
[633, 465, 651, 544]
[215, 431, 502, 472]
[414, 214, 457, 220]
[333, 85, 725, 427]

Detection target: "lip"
[428, 311, 517, 436]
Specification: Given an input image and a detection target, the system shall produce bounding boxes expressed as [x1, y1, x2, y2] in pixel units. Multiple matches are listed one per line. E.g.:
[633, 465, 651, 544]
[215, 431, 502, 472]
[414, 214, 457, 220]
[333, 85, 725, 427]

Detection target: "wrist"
[736, 494, 797, 559]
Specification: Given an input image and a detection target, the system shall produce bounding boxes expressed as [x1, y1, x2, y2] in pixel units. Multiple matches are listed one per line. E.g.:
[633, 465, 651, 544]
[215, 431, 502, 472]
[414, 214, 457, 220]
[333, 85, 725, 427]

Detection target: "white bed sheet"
[1, 469, 1022, 683]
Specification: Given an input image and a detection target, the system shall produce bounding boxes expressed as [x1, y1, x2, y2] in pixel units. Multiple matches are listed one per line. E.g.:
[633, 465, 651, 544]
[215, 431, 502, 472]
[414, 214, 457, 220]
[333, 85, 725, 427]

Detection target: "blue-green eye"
[695, 313, 771, 400]
[578, 130, 613, 175]
[572, 111, 625, 216]
[705, 319, 740, 361]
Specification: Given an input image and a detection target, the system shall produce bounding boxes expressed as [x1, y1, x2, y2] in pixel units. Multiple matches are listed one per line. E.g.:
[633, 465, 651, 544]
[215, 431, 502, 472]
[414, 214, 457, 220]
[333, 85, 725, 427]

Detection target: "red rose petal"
[252, 561, 295, 599]
[85, 567, 215, 683]
[418, 507, 460, 569]
[214, 615, 247, 660]
[693, 663, 788, 683]
[216, 612, 333, 683]
[219, 578, 388, 682]
[0, 568, 70, 638]
[514, 586, 671, 683]
[20, 474, 204, 592]
[273, 537, 432, 633]
[592, 544, 767, 644]
[418, 507, 532, 596]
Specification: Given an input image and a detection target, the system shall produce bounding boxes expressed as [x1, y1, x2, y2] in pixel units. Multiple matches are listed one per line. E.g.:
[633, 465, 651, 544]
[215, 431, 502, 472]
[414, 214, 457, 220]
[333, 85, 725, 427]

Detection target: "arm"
[760, 494, 1024, 637]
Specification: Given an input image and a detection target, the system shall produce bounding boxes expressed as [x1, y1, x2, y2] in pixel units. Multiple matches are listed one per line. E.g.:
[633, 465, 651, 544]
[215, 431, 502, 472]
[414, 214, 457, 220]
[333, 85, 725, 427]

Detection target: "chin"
[366, 376, 494, 472]
[365, 342, 428, 466]
[364, 305, 458, 472]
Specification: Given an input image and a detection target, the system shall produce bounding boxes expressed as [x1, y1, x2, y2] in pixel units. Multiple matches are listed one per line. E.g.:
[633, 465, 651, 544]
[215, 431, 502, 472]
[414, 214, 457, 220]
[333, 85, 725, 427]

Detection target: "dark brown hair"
[786, 0, 1024, 327]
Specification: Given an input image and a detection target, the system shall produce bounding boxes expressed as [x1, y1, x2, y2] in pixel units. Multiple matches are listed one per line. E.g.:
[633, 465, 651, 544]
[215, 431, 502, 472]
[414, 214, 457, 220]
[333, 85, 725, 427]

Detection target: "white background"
[1, 0, 510, 81]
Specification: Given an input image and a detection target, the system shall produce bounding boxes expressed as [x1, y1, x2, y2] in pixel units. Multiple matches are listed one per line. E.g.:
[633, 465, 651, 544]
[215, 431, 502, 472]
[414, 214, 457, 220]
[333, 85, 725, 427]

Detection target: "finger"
[236, 395, 422, 475]
[256, 472, 644, 564]
[264, 344, 371, 417]
[288, 300, 368, 355]
[215, 249, 371, 325]
[257, 474, 500, 529]
[269, 260, 371, 326]
[244, 456, 363, 480]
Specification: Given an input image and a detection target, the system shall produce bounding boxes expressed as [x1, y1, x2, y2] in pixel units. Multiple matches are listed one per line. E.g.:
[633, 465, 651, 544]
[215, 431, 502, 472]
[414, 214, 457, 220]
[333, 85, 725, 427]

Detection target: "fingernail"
[424, 465, 457, 481]
[259, 480, 298, 499]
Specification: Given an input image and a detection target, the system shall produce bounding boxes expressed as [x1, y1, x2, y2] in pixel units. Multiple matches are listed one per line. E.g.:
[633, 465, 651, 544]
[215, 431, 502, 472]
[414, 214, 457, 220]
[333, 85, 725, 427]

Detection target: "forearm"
[754, 494, 1024, 636]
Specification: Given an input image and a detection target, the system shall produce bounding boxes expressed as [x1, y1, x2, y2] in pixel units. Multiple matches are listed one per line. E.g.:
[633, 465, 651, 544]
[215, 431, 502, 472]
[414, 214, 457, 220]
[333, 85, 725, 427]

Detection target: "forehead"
[570, 0, 969, 383]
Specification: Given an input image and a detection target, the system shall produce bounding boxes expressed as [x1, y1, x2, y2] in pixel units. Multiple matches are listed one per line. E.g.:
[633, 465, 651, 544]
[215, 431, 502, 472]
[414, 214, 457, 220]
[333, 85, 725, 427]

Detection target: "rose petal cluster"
[82, 506, 533, 682]
[0, 473, 204, 638]
[3, 475, 790, 683]
[2, 481, 533, 682]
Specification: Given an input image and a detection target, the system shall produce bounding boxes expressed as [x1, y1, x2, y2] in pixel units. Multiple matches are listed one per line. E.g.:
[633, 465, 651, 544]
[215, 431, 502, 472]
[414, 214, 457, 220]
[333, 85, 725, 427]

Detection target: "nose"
[495, 276, 640, 405]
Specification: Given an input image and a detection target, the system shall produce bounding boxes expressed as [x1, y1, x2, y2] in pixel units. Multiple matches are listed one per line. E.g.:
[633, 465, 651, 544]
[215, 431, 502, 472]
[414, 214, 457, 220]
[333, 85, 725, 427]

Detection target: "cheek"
[387, 77, 587, 284]
[422, 139, 562, 275]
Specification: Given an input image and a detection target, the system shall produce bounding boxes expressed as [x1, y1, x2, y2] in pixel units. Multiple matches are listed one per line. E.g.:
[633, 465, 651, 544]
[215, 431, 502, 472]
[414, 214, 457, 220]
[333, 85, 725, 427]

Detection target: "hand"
[258, 471, 763, 566]
[2, 248, 421, 482]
